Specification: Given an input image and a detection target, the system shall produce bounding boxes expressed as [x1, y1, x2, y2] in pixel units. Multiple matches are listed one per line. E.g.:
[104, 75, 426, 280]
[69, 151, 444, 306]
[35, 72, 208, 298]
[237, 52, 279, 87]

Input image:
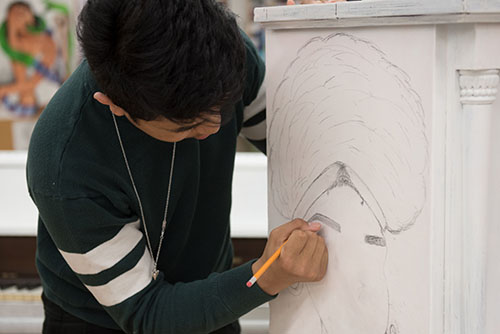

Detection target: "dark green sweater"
[27, 34, 271, 333]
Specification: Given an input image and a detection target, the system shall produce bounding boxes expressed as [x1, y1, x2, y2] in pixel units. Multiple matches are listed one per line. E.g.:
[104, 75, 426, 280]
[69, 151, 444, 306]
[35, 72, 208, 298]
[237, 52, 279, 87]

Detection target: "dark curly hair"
[77, 0, 246, 122]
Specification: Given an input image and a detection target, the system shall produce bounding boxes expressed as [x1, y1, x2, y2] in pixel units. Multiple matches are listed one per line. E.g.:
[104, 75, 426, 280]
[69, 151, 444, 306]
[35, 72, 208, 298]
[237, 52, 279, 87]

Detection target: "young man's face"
[127, 114, 221, 142]
[94, 92, 221, 142]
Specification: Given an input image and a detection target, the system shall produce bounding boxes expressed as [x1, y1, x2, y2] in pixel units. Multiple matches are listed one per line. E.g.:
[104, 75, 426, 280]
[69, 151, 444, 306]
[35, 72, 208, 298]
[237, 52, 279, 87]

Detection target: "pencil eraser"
[246, 276, 257, 288]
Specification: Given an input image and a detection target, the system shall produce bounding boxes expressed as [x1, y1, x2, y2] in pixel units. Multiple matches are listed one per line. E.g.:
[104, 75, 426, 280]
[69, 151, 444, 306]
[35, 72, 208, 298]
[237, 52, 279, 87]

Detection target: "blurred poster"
[0, 0, 82, 149]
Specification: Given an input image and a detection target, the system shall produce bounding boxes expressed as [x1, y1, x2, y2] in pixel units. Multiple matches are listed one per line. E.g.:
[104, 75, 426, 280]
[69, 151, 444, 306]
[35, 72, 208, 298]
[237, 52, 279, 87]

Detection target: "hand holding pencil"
[249, 219, 328, 295]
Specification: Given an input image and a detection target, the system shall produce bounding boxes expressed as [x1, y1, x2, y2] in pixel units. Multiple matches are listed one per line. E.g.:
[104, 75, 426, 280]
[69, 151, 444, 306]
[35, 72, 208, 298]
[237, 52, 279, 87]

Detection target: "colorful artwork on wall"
[0, 0, 82, 149]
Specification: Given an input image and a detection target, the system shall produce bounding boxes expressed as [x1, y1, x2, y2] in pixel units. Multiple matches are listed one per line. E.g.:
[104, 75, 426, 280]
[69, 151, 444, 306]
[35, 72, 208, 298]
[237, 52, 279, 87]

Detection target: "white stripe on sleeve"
[243, 77, 266, 123]
[241, 120, 266, 141]
[85, 248, 153, 307]
[59, 220, 142, 275]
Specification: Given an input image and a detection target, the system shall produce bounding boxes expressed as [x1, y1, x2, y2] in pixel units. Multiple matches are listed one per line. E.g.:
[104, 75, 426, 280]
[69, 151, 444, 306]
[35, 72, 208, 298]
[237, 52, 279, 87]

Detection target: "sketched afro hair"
[268, 33, 428, 233]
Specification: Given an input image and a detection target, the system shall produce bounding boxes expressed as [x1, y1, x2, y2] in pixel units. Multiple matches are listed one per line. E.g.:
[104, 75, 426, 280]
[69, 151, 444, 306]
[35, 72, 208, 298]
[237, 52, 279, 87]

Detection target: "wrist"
[251, 258, 286, 296]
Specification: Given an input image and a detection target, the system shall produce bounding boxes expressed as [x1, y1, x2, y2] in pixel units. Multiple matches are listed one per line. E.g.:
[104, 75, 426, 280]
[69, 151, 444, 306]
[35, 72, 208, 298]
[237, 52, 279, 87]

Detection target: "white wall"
[0, 151, 38, 236]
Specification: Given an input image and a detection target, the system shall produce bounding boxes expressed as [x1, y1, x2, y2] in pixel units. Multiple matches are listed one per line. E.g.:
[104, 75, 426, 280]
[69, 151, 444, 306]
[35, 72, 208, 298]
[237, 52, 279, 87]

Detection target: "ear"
[93, 92, 126, 117]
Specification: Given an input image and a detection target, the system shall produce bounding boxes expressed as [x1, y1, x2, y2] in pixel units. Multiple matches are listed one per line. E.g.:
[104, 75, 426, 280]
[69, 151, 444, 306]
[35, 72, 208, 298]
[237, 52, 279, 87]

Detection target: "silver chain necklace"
[111, 113, 176, 280]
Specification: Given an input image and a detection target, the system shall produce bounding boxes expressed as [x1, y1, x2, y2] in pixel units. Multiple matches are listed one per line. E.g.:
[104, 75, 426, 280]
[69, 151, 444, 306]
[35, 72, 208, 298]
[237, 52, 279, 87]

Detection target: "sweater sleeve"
[240, 31, 267, 154]
[31, 191, 274, 334]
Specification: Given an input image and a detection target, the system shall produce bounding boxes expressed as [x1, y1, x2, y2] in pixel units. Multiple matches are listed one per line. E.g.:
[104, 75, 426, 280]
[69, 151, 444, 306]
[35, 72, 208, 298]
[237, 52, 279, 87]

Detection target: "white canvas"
[266, 26, 434, 334]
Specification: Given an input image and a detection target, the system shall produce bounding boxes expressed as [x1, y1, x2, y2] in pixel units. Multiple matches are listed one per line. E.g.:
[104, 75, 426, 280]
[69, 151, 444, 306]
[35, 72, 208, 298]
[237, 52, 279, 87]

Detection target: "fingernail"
[308, 222, 322, 229]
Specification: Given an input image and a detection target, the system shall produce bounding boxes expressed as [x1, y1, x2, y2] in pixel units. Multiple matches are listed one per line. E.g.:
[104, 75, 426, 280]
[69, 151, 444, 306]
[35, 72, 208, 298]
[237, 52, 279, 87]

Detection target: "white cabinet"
[256, 2, 500, 333]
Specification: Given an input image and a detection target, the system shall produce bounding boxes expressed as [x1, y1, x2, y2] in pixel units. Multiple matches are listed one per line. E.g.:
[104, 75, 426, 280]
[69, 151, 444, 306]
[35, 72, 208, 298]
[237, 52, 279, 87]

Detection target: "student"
[26, 1, 328, 333]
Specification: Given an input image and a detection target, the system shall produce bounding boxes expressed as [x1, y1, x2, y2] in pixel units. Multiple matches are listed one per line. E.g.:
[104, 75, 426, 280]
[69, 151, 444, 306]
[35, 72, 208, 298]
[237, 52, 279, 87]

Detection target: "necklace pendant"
[152, 269, 159, 280]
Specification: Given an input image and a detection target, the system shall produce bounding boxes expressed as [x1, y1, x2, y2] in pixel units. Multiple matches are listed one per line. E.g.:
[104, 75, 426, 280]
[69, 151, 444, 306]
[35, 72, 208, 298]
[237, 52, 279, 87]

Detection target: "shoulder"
[234, 31, 267, 153]
[26, 61, 100, 196]
[241, 30, 265, 106]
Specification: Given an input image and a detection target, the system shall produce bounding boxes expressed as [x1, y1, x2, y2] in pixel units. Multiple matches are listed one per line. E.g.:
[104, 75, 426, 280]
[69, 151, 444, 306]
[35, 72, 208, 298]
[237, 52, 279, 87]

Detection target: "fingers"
[304, 221, 322, 232]
[306, 236, 328, 281]
[300, 231, 320, 261]
[267, 219, 324, 277]
[281, 229, 309, 258]
[280, 229, 327, 282]
[269, 218, 322, 245]
[253, 222, 329, 294]
[269, 218, 307, 245]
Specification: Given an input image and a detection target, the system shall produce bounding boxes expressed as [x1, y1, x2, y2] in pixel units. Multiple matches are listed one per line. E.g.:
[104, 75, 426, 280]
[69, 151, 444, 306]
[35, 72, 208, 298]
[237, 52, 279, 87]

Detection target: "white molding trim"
[459, 69, 500, 105]
[458, 68, 499, 334]
[254, 1, 500, 29]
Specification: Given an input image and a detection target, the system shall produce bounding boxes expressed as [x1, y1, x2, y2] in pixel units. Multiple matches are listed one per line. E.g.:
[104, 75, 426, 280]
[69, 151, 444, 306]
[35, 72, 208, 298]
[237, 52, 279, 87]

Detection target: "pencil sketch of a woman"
[268, 33, 428, 334]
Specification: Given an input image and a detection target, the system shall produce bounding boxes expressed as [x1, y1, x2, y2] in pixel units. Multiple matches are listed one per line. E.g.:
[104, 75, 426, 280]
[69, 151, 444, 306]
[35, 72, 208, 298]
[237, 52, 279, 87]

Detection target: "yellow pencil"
[246, 240, 288, 288]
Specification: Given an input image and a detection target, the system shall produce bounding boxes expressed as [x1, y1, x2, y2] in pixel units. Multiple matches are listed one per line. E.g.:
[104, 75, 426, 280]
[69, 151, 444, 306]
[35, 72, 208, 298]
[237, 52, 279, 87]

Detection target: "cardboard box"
[0, 118, 36, 150]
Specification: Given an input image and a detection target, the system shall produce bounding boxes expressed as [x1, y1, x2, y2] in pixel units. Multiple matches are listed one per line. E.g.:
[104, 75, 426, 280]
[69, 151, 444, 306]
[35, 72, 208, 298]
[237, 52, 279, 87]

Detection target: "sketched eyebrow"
[308, 213, 341, 233]
[365, 235, 386, 247]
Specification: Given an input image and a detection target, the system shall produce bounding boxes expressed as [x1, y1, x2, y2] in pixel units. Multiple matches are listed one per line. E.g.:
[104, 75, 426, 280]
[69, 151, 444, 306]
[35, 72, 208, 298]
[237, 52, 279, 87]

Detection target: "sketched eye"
[365, 235, 386, 247]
